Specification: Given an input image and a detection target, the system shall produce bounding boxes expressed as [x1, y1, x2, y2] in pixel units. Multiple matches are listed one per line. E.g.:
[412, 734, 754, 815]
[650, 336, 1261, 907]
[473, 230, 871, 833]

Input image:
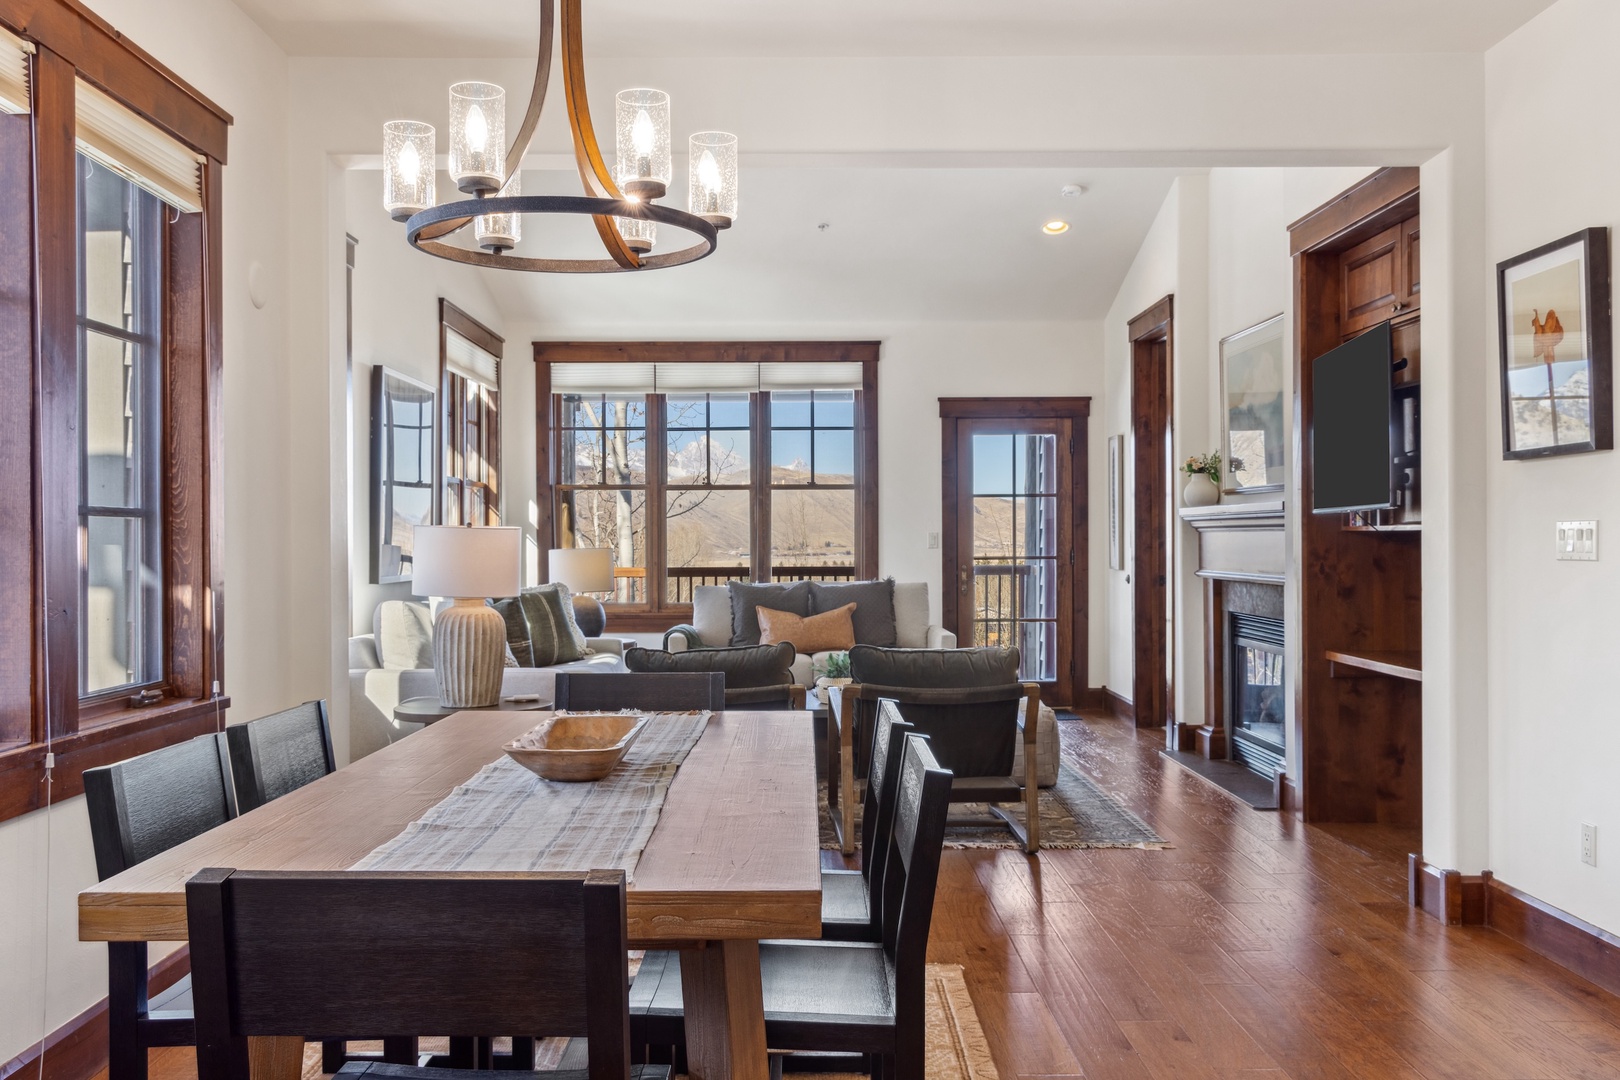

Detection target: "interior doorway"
[1129, 297, 1174, 738]
[940, 398, 1090, 707]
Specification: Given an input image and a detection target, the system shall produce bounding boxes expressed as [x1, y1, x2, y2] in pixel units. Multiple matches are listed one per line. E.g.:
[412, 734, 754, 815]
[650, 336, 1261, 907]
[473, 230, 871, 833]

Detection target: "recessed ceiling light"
[1060, 184, 1088, 198]
[1042, 220, 1070, 235]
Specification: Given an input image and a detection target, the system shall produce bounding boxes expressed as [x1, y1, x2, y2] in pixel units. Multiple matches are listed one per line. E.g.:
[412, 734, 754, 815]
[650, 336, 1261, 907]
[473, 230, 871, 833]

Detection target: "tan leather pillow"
[757, 602, 857, 654]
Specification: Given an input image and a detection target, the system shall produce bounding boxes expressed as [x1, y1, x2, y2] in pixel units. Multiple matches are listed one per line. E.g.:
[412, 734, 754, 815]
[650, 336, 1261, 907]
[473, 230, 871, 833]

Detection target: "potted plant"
[1181, 451, 1222, 507]
[814, 651, 852, 689]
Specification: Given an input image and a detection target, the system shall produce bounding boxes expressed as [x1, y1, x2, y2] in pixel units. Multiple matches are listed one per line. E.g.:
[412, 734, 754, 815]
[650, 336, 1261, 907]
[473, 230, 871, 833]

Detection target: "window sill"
[0, 695, 230, 824]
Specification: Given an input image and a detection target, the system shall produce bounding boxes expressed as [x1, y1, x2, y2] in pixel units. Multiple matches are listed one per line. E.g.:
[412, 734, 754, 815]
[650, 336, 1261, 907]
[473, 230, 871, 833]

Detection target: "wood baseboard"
[1278, 774, 1301, 818]
[1483, 873, 1620, 999]
[1104, 687, 1134, 723]
[1073, 687, 1108, 712]
[1407, 855, 1486, 925]
[0, 948, 189, 1080]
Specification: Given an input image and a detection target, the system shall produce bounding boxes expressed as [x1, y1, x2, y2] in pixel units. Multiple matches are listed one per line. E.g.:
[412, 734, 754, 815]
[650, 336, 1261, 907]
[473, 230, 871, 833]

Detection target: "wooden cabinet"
[1340, 214, 1420, 338]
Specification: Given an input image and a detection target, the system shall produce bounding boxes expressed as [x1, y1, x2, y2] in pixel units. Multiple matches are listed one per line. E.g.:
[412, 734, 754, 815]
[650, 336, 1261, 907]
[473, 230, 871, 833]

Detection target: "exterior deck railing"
[612, 564, 857, 604]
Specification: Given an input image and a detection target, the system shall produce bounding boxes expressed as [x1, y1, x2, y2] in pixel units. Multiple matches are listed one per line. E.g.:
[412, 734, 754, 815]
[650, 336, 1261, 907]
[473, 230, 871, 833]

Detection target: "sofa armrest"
[662, 624, 706, 653]
[585, 637, 624, 658]
[926, 625, 957, 649]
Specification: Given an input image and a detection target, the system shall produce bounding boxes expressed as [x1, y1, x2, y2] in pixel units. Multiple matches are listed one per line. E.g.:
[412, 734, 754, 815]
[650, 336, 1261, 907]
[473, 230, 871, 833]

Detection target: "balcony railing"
[972, 559, 1056, 681]
[612, 564, 858, 604]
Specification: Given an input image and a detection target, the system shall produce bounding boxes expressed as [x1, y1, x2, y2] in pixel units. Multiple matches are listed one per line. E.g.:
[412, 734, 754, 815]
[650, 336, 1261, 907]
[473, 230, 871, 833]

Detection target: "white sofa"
[667, 582, 956, 687]
[347, 632, 626, 761]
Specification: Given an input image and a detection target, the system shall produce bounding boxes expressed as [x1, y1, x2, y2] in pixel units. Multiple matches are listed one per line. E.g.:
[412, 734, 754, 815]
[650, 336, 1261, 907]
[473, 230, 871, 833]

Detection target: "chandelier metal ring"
[405, 196, 718, 273]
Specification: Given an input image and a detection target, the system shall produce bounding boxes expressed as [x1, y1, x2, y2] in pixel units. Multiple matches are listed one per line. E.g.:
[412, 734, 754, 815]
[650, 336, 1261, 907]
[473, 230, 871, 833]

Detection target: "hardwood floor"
[109, 713, 1620, 1080]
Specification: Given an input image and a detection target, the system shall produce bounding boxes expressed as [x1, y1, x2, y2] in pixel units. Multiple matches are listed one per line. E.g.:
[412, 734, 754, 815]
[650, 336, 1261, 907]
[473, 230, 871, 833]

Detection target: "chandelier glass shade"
[381, 0, 735, 274]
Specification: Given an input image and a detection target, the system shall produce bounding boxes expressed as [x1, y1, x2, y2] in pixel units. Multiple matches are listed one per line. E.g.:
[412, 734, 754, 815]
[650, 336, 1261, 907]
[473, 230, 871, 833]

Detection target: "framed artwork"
[1220, 314, 1286, 493]
[1497, 227, 1613, 460]
[1108, 434, 1124, 570]
[370, 366, 438, 584]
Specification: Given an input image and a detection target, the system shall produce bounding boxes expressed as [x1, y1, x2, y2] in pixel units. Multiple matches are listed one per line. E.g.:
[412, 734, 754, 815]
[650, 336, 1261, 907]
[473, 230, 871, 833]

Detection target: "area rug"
[819, 763, 1168, 851]
[299, 963, 998, 1080]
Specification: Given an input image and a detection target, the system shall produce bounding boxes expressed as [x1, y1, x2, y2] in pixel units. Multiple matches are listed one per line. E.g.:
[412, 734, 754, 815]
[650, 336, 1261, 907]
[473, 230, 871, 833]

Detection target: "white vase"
[1182, 473, 1221, 507]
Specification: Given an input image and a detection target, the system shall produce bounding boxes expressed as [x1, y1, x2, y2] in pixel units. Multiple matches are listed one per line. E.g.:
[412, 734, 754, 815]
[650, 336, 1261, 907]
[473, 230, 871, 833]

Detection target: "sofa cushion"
[690, 586, 733, 647]
[891, 583, 931, 649]
[758, 603, 857, 654]
[728, 580, 812, 646]
[373, 600, 433, 670]
[849, 644, 1021, 688]
[809, 579, 897, 647]
[625, 641, 795, 689]
[493, 584, 587, 667]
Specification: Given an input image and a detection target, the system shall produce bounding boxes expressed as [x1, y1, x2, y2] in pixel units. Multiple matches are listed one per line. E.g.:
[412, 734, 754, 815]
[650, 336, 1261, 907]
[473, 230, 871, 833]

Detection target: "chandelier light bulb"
[382, 120, 436, 222]
[614, 185, 656, 255]
[476, 170, 521, 253]
[449, 81, 505, 194]
[688, 132, 738, 228]
[615, 89, 671, 201]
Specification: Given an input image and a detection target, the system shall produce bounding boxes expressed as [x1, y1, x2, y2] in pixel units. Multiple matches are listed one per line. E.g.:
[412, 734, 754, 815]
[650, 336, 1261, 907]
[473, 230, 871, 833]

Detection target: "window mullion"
[752, 390, 770, 583]
[646, 392, 668, 611]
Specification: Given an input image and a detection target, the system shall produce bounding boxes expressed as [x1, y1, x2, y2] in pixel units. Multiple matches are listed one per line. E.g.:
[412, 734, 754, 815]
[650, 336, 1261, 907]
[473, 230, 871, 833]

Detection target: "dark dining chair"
[223, 699, 337, 814]
[624, 642, 807, 710]
[552, 671, 725, 712]
[185, 867, 665, 1080]
[830, 645, 1042, 853]
[821, 701, 915, 942]
[83, 733, 237, 1080]
[631, 735, 953, 1080]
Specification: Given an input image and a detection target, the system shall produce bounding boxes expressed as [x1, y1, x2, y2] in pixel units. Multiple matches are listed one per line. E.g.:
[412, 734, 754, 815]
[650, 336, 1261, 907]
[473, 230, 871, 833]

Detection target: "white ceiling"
[428, 166, 1183, 325]
[240, 0, 1556, 59]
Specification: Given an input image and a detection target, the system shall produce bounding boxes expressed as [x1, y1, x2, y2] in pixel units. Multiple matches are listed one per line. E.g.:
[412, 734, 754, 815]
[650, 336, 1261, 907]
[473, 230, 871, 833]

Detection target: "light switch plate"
[1557, 521, 1598, 561]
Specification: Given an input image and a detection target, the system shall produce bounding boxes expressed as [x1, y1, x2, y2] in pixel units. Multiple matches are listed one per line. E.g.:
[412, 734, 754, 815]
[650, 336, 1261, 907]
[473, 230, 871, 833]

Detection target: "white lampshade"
[549, 547, 614, 594]
[413, 526, 522, 598]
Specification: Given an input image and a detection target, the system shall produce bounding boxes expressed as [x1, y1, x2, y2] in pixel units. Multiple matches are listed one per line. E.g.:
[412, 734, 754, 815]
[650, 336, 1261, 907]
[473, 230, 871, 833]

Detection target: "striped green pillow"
[493, 584, 588, 667]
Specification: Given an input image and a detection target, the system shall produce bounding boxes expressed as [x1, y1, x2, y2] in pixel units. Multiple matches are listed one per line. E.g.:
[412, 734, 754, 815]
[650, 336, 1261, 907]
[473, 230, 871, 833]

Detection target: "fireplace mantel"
[1178, 500, 1284, 584]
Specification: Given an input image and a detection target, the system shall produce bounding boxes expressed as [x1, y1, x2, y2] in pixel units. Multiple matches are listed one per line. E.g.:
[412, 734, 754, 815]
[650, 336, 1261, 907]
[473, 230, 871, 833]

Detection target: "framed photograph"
[1497, 227, 1613, 460]
[1220, 313, 1286, 493]
[1107, 434, 1124, 570]
[370, 366, 438, 584]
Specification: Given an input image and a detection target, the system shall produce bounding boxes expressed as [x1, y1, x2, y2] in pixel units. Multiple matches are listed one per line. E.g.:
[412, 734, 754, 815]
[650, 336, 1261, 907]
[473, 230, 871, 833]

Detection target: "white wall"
[0, 0, 292, 1065]
[345, 171, 506, 637]
[1484, 0, 1620, 932]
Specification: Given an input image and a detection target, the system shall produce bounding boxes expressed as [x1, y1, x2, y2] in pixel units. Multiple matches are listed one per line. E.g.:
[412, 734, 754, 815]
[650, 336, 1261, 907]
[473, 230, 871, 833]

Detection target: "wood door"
[1129, 298, 1174, 735]
[940, 401, 1089, 707]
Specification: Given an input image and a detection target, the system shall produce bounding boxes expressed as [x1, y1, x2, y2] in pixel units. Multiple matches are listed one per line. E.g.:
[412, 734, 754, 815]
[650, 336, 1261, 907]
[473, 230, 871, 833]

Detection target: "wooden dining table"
[77, 709, 823, 1080]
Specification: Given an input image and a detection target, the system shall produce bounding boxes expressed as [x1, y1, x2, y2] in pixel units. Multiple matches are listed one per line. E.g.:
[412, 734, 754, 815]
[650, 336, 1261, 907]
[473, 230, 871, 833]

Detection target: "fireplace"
[1229, 613, 1285, 778]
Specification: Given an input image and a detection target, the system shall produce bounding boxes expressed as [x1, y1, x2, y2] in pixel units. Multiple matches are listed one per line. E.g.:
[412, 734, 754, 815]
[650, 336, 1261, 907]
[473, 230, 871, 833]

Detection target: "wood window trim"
[0, 1, 230, 823]
[533, 342, 880, 632]
[438, 299, 504, 526]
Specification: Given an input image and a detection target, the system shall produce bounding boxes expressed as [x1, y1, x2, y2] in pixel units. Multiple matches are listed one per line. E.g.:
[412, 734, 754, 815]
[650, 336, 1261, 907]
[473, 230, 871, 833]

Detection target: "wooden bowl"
[503, 713, 650, 782]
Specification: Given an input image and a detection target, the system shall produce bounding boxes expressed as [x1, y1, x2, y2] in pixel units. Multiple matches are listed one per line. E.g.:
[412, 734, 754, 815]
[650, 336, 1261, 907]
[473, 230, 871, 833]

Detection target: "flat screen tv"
[1311, 322, 1394, 514]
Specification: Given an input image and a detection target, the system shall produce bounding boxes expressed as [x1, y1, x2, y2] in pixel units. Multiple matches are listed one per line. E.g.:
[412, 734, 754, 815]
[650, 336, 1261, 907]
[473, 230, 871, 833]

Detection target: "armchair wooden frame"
[827, 682, 1042, 855]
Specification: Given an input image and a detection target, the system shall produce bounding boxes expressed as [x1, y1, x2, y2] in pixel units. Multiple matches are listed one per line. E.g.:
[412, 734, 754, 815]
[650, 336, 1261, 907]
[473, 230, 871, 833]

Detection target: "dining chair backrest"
[223, 700, 336, 814]
[880, 734, 952, 1010]
[186, 868, 633, 1080]
[553, 671, 725, 712]
[84, 732, 237, 881]
[861, 701, 916, 891]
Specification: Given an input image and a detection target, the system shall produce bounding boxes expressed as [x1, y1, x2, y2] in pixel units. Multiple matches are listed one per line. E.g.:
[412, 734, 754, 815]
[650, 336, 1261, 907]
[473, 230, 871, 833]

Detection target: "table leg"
[679, 939, 768, 1080]
[246, 1036, 305, 1080]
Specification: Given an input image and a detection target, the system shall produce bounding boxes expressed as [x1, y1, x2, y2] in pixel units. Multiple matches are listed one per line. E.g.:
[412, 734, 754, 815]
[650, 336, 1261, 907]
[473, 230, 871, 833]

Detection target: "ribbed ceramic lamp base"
[433, 598, 506, 708]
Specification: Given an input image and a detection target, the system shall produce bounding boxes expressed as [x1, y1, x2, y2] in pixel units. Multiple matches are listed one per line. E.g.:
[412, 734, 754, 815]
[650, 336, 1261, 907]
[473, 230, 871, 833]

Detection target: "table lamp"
[413, 525, 522, 708]
[549, 547, 614, 636]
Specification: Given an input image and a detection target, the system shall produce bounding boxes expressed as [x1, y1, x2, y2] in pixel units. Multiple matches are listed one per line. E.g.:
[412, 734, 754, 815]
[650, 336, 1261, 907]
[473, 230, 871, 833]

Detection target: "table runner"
[350, 711, 708, 880]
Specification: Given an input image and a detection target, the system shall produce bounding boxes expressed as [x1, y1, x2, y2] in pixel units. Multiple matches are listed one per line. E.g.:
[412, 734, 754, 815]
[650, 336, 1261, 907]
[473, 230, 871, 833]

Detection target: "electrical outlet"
[1582, 823, 1598, 867]
[928, 531, 940, 550]
[1557, 521, 1598, 561]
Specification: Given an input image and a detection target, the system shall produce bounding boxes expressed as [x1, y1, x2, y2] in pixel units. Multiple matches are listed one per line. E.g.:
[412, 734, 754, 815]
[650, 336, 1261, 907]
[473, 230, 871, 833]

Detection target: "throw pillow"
[492, 583, 588, 667]
[374, 600, 433, 670]
[625, 641, 795, 689]
[809, 578, 897, 647]
[758, 603, 857, 654]
[727, 580, 812, 646]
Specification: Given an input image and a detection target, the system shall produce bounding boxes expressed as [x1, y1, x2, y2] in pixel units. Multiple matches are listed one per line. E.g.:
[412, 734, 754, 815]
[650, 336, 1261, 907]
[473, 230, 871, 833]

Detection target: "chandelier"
[381, 0, 737, 273]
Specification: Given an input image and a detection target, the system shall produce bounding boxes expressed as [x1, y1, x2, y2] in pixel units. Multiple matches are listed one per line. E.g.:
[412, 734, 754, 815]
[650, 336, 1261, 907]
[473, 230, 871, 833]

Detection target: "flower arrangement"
[816, 651, 851, 680]
[1181, 451, 1222, 482]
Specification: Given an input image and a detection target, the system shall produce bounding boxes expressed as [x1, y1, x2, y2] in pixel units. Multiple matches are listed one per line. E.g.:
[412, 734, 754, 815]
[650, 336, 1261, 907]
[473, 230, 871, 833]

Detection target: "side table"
[393, 696, 548, 726]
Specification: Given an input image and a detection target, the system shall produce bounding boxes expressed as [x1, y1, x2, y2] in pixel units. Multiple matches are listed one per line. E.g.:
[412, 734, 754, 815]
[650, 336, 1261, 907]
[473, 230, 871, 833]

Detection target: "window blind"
[76, 77, 203, 213]
[445, 327, 500, 388]
[0, 28, 31, 115]
[550, 361, 863, 394]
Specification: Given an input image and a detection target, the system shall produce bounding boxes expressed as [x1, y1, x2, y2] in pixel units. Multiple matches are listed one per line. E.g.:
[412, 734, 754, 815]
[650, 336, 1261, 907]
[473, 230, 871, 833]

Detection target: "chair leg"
[321, 1042, 348, 1073]
[839, 726, 857, 857]
[107, 942, 149, 1080]
[381, 1038, 419, 1066]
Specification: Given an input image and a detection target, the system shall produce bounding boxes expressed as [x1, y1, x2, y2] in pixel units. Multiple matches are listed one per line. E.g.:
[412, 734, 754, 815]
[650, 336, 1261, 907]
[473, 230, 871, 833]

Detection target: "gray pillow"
[727, 581, 812, 646]
[810, 579, 897, 647]
[493, 583, 587, 667]
[849, 644, 1021, 688]
[373, 600, 433, 670]
[626, 641, 796, 689]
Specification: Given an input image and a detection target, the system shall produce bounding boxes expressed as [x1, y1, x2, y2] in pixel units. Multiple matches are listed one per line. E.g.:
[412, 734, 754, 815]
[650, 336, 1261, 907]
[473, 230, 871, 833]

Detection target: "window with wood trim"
[0, 4, 230, 821]
[439, 300, 503, 526]
[535, 343, 879, 628]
